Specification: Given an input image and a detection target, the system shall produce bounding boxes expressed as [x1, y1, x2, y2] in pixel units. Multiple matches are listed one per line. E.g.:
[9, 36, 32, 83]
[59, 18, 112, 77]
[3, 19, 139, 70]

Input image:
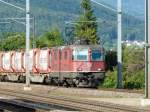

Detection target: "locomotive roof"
[52, 45, 102, 49]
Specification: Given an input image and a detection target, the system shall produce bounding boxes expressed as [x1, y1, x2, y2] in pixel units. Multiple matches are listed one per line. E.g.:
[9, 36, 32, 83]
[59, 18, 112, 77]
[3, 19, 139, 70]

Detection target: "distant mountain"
[99, 0, 144, 20]
[0, 0, 145, 49]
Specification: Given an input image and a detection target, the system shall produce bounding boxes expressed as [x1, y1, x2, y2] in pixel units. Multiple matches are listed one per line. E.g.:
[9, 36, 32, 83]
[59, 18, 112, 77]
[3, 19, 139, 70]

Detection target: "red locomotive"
[0, 45, 105, 87]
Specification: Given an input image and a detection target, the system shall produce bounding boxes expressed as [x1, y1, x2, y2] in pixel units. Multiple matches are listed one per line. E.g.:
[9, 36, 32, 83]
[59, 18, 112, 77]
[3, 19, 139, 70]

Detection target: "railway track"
[40, 83, 143, 94]
[0, 88, 148, 112]
[0, 99, 48, 112]
[0, 82, 144, 97]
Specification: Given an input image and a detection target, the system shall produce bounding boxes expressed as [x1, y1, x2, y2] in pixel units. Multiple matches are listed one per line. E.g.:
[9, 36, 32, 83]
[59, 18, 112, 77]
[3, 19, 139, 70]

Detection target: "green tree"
[0, 33, 26, 51]
[36, 27, 63, 48]
[75, 0, 99, 44]
[0, 33, 36, 51]
[122, 46, 144, 89]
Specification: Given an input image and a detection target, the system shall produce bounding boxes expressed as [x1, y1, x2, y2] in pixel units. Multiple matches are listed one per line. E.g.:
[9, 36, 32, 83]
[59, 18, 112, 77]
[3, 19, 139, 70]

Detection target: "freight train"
[0, 45, 105, 87]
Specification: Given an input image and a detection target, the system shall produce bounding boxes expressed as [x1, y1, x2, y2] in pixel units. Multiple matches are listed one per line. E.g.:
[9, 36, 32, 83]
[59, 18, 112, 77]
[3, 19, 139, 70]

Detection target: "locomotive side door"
[62, 49, 69, 72]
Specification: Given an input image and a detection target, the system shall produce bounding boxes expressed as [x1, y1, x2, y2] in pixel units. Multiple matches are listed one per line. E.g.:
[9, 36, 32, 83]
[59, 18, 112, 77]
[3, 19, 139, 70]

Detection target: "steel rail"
[0, 89, 108, 111]
[0, 100, 47, 112]
[0, 88, 148, 112]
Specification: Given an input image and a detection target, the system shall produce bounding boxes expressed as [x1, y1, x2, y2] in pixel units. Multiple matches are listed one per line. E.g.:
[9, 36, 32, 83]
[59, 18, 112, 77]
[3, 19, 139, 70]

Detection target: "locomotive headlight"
[98, 68, 102, 71]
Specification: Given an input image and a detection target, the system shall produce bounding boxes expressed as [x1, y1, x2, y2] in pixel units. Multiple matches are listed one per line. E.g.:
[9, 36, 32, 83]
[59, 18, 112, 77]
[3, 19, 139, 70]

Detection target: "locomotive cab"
[72, 46, 105, 72]
[72, 45, 105, 87]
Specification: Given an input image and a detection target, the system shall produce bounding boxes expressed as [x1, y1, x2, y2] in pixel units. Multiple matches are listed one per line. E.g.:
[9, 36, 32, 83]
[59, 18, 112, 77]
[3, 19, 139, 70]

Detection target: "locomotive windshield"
[91, 50, 102, 61]
[73, 48, 88, 61]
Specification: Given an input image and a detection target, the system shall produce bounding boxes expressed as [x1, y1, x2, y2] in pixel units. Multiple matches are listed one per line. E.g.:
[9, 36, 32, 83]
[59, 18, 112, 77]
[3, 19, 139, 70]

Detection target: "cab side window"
[73, 49, 88, 61]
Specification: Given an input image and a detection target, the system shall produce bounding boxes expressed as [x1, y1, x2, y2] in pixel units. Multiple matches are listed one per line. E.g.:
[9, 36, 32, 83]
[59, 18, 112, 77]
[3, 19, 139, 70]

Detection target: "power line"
[0, 0, 25, 11]
[0, 22, 11, 24]
[91, 0, 117, 12]
[0, 18, 33, 20]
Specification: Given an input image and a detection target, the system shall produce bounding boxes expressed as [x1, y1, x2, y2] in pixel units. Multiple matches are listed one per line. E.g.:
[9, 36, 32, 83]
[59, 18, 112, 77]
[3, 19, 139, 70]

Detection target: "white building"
[122, 40, 145, 48]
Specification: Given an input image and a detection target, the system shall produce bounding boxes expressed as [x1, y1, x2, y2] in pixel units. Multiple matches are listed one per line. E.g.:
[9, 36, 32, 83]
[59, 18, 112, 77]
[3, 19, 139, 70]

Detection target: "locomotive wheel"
[73, 78, 79, 87]
[0, 75, 3, 82]
[51, 78, 59, 86]
[89, 78, 99, 88]
[58, 79, 64, 86]
[44, 77, 51, 85]
[63, 79, 70, 88]
[72, 82, 77, 87]
[0, 76, 5, 82]
[3, 75, 9, 82]
[19, 76, 25, 83]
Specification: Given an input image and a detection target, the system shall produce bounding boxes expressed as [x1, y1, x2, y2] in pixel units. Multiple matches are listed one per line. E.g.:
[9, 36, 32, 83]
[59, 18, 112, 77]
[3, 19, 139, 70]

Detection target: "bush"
[102, 69, 117, 88]
[124, 70, 144, 89]
[102, 69, 144, 89]
[102, 46, 145, 90]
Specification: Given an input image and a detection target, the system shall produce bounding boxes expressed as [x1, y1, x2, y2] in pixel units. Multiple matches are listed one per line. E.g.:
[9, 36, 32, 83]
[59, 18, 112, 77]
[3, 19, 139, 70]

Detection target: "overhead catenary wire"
[91, 0, 117, 12]
[0, 0, 25, 11]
